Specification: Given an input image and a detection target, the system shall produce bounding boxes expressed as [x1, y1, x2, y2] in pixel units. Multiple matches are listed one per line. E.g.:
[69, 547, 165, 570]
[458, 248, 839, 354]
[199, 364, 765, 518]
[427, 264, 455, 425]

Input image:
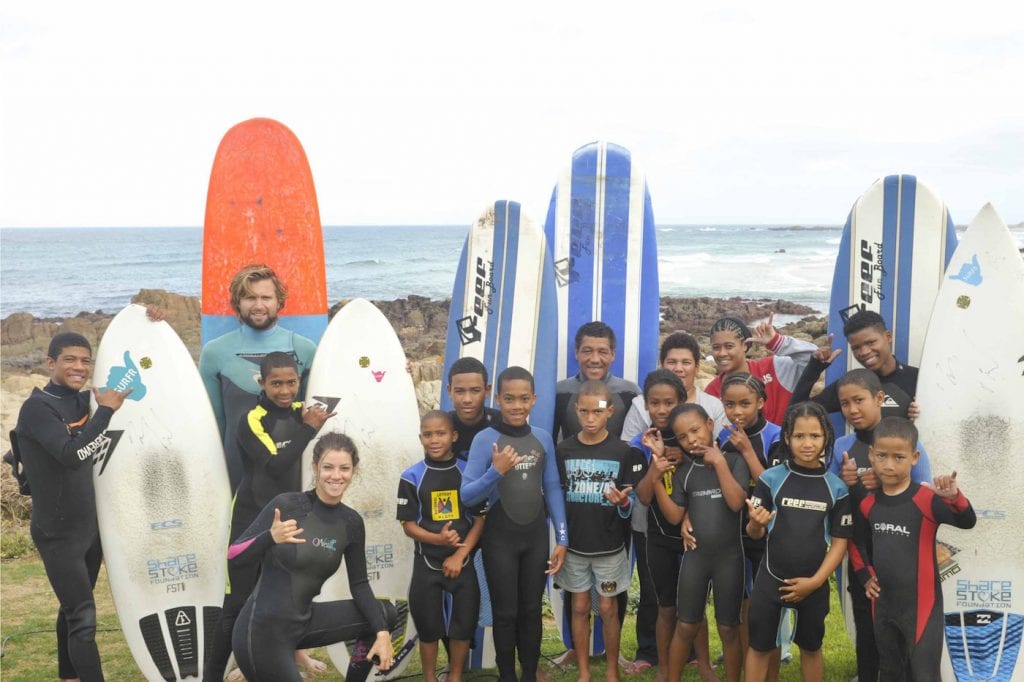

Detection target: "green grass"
[1, 551, 857, 680]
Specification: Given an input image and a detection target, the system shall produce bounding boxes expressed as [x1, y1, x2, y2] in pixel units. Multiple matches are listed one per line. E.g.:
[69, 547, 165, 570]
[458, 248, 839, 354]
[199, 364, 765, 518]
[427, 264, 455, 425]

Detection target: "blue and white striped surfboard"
[826, 175, 957, 432]
[544, 141, 660, 388]
[441, 200, 558, 670]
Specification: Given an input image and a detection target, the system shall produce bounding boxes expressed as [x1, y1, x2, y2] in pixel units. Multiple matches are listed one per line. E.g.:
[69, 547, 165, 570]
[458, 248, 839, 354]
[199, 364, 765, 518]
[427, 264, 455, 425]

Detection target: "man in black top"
[790, 310, 920, 420]
[14, 332, 133, 681]
[446, 357, 500, 462]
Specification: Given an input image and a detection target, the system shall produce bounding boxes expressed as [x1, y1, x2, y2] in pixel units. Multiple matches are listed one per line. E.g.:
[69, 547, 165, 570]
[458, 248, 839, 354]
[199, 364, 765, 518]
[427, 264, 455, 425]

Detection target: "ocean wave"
[342, 258, 385, 267]
[768, 225, 842, 232]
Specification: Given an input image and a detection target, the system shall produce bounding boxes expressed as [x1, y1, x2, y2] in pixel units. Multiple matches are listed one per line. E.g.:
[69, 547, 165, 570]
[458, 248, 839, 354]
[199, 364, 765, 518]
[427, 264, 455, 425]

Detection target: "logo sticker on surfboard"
[104, 351, 147, 401]
[949, 254, 983, 286]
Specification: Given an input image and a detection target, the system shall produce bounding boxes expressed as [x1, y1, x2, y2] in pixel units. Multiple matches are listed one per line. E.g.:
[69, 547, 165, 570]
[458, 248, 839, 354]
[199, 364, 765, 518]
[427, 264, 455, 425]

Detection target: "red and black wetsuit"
[850, 483, 976, 681]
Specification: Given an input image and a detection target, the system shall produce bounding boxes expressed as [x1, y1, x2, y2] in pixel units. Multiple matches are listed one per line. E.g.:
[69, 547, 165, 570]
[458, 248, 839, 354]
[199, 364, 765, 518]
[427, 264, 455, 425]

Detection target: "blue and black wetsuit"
[228, 491, 399, 682]
[850, 483, 976, 681]
[204, 394, 319, 681]
[198, 324, 316, 490]
[397, 456, 480, 642]
[462, 419, 567, 682]
[748, 461, 853, 652]
[15, 382, 115, 681]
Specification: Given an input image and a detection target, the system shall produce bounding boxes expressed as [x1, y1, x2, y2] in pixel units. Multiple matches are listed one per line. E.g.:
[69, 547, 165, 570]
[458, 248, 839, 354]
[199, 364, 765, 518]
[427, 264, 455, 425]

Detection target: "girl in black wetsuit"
[228, 432, 398, 682]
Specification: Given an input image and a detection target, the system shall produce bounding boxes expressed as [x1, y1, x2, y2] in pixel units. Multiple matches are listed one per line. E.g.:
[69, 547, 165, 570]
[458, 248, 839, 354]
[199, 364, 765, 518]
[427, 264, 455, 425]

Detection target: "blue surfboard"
[441, 200, 558, 669]
[544, 141, 660, 388]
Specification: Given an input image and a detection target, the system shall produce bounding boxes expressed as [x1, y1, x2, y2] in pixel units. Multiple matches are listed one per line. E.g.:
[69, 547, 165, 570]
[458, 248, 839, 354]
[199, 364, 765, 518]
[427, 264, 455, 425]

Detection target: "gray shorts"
[555, 548, 631, 596]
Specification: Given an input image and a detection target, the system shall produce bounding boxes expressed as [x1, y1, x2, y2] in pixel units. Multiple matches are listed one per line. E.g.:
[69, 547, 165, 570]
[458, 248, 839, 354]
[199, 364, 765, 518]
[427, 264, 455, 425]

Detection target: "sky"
[1, 1, 1022, 228]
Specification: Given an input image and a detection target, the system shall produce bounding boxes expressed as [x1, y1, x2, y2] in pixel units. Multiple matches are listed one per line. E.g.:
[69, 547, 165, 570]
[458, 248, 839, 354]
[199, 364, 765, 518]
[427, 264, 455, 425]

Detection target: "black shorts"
[676, 545, 743, 627]
[644, 534, 684, 608]
[747, 565, 830, 653]
[408, 554, 480, 642]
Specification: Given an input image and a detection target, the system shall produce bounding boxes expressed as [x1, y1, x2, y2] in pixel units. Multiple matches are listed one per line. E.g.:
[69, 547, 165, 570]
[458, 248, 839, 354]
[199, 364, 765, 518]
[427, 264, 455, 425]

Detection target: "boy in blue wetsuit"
[446, 357, 500, 462]
[14, 332, 134, 682]
[745, 402, 853, 682]
[554, 380, 641, 682]
[650, 403, 749, 682]
[199, 264, 317, 491]
[462, 366, 568, 682]
[849, 417, 976, 681]
[398, 411, 484, 682]
[830, 368, 933, 681]
[204, 352, 335, 681]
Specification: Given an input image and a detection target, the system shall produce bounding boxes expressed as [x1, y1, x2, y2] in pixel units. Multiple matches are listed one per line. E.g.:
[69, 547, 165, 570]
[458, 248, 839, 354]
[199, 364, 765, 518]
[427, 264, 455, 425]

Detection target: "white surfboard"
[915, 204, 1024, 681]
[92, 304, 231, 681]
[301, 298, 421, 679]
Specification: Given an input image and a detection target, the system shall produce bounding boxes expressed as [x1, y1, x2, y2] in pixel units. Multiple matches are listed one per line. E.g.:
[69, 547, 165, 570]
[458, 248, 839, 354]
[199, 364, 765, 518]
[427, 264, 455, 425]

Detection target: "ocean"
[3, 223, 1012, 320]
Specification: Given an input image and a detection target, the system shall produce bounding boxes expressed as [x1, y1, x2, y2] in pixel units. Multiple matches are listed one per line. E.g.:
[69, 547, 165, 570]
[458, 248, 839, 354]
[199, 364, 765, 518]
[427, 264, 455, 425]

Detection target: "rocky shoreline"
[1, 290, 827, 453]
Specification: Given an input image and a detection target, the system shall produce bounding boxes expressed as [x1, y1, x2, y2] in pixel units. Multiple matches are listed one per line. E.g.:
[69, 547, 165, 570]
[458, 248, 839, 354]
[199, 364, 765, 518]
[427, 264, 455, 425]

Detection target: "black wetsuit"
[850, 484, 976, 680]
[748, 461, 853, 652]
[462, 420, 567, 682]
[204, 395, 318, 681]
[15, 382, 115, 681]
[718, 417, 783, 589]
[669, 453, 749, 625]
[450, 407, 500, 462]
[790, 356, 919, 419]
[397, 456, 480, 642]
[553, 373, 640, 442]
[228, 491, 398, 682]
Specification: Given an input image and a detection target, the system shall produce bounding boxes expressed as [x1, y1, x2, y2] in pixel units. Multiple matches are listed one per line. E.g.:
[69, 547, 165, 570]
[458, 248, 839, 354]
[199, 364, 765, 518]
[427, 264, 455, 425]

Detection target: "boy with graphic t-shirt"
[849, 417, 976, 681]
[554, 380, 641, 682]
[398, 411, 484, 682]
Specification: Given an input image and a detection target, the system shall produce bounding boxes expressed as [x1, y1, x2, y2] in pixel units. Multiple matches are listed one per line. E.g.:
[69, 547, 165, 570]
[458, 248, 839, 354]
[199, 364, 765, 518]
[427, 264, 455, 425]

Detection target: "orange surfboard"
[201, 118, 328, 344]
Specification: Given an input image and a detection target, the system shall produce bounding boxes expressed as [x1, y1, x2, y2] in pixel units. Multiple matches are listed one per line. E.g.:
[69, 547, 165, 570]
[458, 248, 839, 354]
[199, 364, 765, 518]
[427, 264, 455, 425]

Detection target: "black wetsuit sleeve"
[396, 477, 419, 522]
[553, 392, 571, 442]
[789, 356, 838, 412]
[931, 490, 977, 530]
[343, 514, 387, 633]
[18, 398, 114, 469]
[850, 498, 875, 586]
[227, 500, 278, 567]
[237, 410, 318, 478]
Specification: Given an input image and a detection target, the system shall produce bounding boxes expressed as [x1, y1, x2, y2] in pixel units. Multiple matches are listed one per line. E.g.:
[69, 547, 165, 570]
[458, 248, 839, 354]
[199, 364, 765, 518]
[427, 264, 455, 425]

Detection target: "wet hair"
[667, 402, 711, 426]
[259, 351, 299, 379]
[720, 372, 767, 402]
[709, 317, 752, 343]
[47, 332, 92, 359]
[578, 379, 612, 403]
[229, 263, 287, 314]
[843, 310, 888, 338]
[642, 369, 686, 402]
[420, 410, 455, 430]
[313, 432, 359, 468]
[779, 401, 836, 468]
[496, 365, 534, 393]
[874, 416, 918, 449]
[836, 368, 883, 395]
[574, 321, 617, 352]
[659, 331, 700, 365]
[447, 356, 489, 385]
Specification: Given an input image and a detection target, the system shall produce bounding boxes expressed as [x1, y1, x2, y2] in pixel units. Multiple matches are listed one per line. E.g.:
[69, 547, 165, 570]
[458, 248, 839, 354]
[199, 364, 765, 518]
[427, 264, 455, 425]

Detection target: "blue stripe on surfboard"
[440, 236, 471, 413]
[825, 212, 854, 436]
[530, 243, 558, 435]
[201, 314, 326, 346]
[880, 175, 900, 337]
[495, 201, 520, 382]
[944, 211, 958, 264]
[894, 175, 917, 363]
[638, 187, 660, 384]
[483, 203, 508, 407]
[600, 144, 631, 380]
[566, 147, 599, 379]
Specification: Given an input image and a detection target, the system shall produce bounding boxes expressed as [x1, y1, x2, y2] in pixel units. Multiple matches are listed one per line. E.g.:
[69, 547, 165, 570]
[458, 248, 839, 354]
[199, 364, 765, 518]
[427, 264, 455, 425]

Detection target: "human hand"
[271, 507, 305, 545]
[367, 631, 394, 671]
[603, 484, 633, 508]
[681, 513, 697, 551]
[492, 443, 523, 475]
[641, 427, 665, 458]
[437, 521, 464, 548]
[690, 441, 725, 467]
[907, 399, 921, 422]
[745, 498, 775, 528]
[779, 576, 818, 604]
[442, 553, 464, 579]
[750, 313, 777, 346]
[546, 544, 567, 575]
[865, 576, 881, 600]
[649, 450, 674, 479]
[928, 471, 959, 499]
[93, 386, 133, 411]
[722, 422, 754, 458]
[813, 334, 842, 364]
[302, 403, 336, 429]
